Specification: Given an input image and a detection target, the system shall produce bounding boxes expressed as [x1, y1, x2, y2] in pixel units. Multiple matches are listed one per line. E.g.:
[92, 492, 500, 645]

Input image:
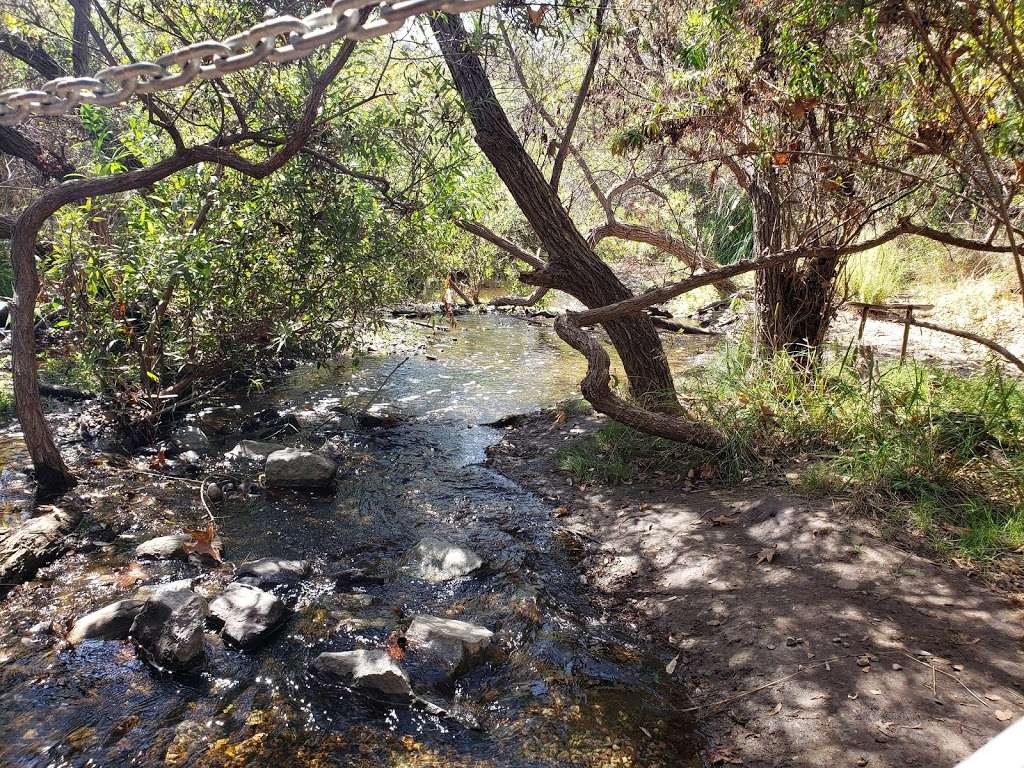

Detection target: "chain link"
[0, 0, 497, 126]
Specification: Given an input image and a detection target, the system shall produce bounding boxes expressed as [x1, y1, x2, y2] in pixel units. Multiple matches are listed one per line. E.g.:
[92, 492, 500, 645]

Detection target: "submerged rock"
[313, 649, 411, 696]
[405, 615, 493, 680]
[226, 440, 281, 462]
[68, 599, 147, 643]
[129, 587, 208, 670]
[401, 537, 482, 582]
[264, 448, 337, 489]
[209, 583, 288, 647]
[234, 557, 309, 588]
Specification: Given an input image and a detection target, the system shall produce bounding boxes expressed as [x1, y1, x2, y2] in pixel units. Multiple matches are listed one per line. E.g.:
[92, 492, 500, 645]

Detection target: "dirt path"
[487, 411, 1024, 768]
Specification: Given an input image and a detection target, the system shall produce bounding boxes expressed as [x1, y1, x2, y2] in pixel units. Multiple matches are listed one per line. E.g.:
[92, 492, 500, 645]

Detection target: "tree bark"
[430, 12, 679, 404]
[750, 170, 840, 356]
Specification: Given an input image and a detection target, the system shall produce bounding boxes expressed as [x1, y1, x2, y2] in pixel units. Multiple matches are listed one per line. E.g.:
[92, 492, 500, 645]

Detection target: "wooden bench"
[848, 301, 934, 362]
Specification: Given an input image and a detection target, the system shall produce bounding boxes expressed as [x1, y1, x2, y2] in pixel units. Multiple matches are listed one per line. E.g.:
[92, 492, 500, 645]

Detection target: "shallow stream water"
[0, 315, 713, 767]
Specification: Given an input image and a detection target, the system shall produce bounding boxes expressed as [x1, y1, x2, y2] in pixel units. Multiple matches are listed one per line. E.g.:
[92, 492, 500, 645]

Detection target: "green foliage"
[841, 244, 910, 303]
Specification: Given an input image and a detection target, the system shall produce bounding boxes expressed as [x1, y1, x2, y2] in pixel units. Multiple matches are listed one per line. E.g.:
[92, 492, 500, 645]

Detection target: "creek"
[0, 314, 715, 767]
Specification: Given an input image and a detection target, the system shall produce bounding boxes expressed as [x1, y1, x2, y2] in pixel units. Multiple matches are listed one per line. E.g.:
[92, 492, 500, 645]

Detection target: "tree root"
[554, 313, 725, 448]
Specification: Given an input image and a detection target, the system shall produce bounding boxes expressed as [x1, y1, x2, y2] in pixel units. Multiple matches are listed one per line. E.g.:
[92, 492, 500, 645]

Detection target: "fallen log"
[39, 382, 95, 401]
[0, 505, 82, 597]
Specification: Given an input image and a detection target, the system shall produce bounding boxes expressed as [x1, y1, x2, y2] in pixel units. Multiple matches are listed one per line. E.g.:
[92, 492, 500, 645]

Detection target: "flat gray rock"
[226, 440, 281, 461]
[401, 537, 482, 582]
[235, 557, 309, 588]
[68, 599, 147, 643]
[129, 587, 207, 670]
[264, 448, 337, 488]
[313, 649, 411, 697]
[134, 534, 192, 560]
[209, 583, 287, 647]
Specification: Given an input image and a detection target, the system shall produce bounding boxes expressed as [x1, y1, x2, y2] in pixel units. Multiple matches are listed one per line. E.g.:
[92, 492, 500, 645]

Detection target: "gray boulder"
[313, 649, 411, 697]
[264, 448, 337, 488]
[401, 537, 482, 582]
[129, 587, 207, 670]
[68, 599, 146, 643]
[209, 583, 287, 647]
[226, 440, 281, 462]
[405, 615, 493, 678]
[235, 557, 309, 588]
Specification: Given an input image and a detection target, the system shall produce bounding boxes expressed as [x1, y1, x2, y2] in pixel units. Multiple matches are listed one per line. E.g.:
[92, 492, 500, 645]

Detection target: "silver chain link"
[0, 0, 497, 125]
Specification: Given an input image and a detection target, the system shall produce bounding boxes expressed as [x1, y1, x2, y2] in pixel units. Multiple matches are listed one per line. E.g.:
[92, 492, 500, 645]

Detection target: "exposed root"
[554, 313, 725, 448]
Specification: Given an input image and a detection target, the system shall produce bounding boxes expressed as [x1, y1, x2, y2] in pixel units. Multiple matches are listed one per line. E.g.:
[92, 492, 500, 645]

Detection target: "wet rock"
[129, 587, 208, 669]
[333, 560, 390, 589]
[265, 448, 337, 488]
[354, 411, 400, 430]
[171, 425, 209, 453]
[401, 537, 482, 582]
[209, 583, 288, 647]
[68, 599, 147, 643]
[134, 534, 192, 560]
[405, 615, 493, 680]
[0, 505, 83, 597]
[226, 440, 281, 462]
[313, 649, 411, 696]
[235, 557, 310, 588]
[204, 482, 224, 504]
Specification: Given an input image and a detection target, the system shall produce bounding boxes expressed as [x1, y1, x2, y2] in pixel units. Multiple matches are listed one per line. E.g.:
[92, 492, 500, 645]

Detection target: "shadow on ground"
[489, 411, 1024, 768]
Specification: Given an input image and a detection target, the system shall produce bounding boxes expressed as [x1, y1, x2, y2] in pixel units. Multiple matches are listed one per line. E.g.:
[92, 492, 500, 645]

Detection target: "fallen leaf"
[552, 410, 567, 425]
[755, 545, 778, 565]
[386, 632, 406, 661]
[709, 513, 739, 526]
[666, 654, 679, 675]
[553, 506, 569, 517]
[148, 448, 167, 470]
[707, 745, 743, 765]
[767, 701, 782, 716]
[114, 561, 147, 589]
[184, 523, 221, 563]
[995, 710, 1015, 722]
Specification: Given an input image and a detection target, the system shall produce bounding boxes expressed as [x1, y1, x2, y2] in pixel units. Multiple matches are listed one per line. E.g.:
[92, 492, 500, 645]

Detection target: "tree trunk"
[9, 214, 76, 491]
[751, 170, 840, 356]
[430, 12, 678, 403]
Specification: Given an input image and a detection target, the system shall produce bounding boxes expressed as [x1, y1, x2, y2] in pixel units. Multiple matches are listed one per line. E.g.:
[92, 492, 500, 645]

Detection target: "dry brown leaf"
[755, 545, 778, 565]
[995, 710, 1015, 722]
[184, 523, 221, 563]
[552, 410, 568, 425]
[553, 506, 569, 517]
[527, 5, 546, 26]
[115, 561, 147, 589]
[708, 745, 743, 765]
[149, 448, 167, 470]
[386, 632, 407, 661]
[767, 701, 782, 716]
[710, 513, 739, 526]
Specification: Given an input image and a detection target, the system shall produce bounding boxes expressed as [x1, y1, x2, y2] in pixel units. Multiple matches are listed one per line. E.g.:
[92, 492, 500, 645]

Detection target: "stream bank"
[487, 409, 1024, 767]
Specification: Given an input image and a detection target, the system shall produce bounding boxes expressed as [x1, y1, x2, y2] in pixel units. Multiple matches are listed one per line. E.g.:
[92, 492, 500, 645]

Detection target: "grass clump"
[692, 343, 1024, 565]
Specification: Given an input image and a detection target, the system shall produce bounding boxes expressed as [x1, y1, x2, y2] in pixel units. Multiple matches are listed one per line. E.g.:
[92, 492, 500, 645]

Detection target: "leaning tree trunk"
[430, 13, 678, 404]
[751, 171, 840, 357]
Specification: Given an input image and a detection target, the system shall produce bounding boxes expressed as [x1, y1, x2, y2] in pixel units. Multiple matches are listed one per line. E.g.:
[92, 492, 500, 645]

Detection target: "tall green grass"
[557, 341, 1024, 565]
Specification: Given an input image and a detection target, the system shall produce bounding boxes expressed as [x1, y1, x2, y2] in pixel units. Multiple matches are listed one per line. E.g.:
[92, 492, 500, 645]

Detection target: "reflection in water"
[0, 315, 710, 767]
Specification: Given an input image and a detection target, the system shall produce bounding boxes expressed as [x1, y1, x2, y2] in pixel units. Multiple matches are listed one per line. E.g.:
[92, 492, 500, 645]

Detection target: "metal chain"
[0, 0, 497, 126]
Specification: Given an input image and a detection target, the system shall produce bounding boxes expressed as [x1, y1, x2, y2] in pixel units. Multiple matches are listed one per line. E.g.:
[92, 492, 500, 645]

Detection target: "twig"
[316, 356, 409, 431]
[900, 652, 990, 708]
[678, 655, 853, 712]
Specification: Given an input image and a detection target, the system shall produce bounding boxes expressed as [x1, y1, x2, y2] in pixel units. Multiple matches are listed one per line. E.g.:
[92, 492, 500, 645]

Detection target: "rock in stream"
[129, 586, 208, 670]
[264, 448, 337, 488]
[401, 537, 483, 582]
[209, 583, 288, 647]
[313, 649, 412, 697]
